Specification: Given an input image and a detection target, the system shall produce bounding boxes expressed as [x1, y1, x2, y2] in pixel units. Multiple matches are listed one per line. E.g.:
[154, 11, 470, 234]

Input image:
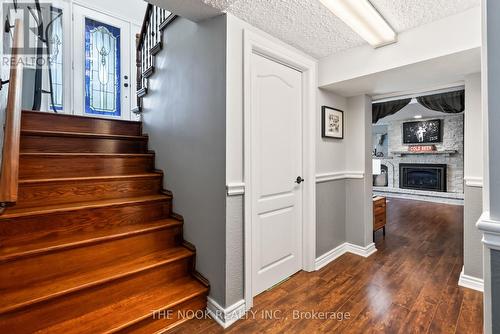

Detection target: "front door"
[72, 5, 131, 119]
[251, 52, 303, 296]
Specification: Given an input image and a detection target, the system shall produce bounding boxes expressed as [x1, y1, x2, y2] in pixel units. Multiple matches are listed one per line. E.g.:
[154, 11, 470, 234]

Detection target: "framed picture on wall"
[322, 106, 344, 139]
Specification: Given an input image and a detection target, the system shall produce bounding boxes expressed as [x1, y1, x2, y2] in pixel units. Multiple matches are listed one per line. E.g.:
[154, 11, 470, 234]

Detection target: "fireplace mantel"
[391, 150, 458, 157]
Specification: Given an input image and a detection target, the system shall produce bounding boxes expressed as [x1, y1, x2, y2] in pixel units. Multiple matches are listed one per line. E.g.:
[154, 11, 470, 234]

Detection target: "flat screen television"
[402, 119, 442, 144]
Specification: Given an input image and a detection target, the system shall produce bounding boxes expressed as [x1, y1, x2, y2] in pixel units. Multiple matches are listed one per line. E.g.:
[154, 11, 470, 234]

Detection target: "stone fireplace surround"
[373, 115, 464, 205]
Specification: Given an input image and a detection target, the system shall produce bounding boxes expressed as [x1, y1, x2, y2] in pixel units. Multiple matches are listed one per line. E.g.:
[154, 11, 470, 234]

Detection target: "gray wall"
[315, 89, 348, 257]
[345, 95, 373, 248]
[346, 179, 368, 246]
[463, 73, 484, 280]
[225, 195, 243, 306]
[492, 250, 500, 333]
[316, 180, 346, 256]
[464, 186, 484, 278]
[142, 15, 228, 306]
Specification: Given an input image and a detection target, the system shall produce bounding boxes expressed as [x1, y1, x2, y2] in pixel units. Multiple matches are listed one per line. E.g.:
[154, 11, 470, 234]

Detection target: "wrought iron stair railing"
[135, 4, 176, 113]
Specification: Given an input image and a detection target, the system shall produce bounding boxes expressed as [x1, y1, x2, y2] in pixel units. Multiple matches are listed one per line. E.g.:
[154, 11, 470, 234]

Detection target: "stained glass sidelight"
[84, 18, 121, 116]
[48, 6, 63, 111]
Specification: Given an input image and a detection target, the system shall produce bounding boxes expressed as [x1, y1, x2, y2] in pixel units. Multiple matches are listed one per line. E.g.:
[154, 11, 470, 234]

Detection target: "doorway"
[249, 52, 304, 296]
[72, 5, 131, 120]
[243, 30, 317, 308]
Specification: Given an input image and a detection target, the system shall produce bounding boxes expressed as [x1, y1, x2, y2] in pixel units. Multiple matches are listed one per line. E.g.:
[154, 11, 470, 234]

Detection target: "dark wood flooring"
[170, 198, 483, 333]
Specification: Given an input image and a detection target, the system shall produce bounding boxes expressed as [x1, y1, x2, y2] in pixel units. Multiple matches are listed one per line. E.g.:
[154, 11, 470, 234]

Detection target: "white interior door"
[72, 5, 131, 119]
[251, 52, 303, 296]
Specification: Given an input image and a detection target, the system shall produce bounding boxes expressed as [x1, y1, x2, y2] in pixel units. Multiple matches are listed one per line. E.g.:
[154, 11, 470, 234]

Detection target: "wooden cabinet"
[373, 196, 387, 238]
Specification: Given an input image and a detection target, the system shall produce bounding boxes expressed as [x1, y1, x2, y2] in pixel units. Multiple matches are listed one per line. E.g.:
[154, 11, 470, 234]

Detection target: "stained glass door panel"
[84, 18, 121, 116]
[73, 5, 130, 119]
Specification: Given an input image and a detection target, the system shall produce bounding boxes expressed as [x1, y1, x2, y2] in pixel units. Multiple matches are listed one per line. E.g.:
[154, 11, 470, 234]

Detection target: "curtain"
[416, 90, 465, 113]
[372, 98, 411, 124]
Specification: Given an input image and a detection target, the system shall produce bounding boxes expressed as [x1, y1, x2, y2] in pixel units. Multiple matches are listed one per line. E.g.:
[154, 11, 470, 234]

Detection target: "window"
[20, 2, 65, 112]
[84, 18, 121, 117]
[48, 6, 64, 111]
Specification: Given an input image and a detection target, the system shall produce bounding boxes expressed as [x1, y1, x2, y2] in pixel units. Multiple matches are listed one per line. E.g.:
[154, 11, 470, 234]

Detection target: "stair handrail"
[137, 4, 154, 53]
[135, 4, 176, 112]
[0, 19, 24, 211]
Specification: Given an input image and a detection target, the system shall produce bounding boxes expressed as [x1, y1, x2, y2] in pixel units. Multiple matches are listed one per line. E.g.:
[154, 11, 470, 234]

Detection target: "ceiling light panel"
[318, 0, 397, 47]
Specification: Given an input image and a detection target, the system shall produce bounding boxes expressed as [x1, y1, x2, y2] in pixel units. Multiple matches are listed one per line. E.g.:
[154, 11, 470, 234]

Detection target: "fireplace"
[399, 163, 447, 192]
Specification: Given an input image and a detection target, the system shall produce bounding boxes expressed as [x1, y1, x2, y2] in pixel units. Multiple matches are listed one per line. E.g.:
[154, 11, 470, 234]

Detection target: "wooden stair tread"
[2, 111, 208, 332]
[41, 277, 208, 334]
[18, 172, 162, 185]
[21, 129, 148, 140]
[0, 247, 194, 314]
[1, 194, 171, 218]
[0, 218, 181, 262]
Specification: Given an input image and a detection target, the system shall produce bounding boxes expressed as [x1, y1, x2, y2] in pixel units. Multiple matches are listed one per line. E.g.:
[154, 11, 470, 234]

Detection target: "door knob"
[295, 176, 304, 184]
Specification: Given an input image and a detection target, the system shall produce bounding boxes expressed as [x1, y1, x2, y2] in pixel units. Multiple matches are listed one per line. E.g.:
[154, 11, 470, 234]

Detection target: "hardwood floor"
[170, 198, 483, 333]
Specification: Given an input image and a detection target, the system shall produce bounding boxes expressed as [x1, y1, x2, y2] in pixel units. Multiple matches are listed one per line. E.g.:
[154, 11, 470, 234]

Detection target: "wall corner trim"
[315, 242, 377, 270]
[464, 176, 484, 188]
[316, 171, 365, 183]
[458, 266, 484, 292]
[227, 182, 245, 196]
[477, 212, 500, 251]
[206, 298, 247, 329]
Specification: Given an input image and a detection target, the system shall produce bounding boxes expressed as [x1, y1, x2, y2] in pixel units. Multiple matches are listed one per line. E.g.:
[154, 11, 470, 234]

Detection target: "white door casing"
[250, 53, 303, 296]
[243, 29, 317, 309]
[72, 5, 131, 120]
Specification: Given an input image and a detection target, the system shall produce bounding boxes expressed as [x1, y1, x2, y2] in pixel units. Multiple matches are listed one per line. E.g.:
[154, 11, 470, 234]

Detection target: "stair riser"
[0, 261, 193, 333]
[21, 135, 148, 153]
[0, 228, 183, 291]
[0, 200, 172, 251]
[19, 155, 155, 179]
[22, 111, 142, 136]
[16, 176, 162, 209]
[117, 294, 207, 334]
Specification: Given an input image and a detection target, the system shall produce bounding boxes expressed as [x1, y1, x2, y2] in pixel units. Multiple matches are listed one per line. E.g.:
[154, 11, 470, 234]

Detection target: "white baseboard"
[346, 242, 377, 257]
[315, 242, 377, 270]
[458, 266, 484, 292]
[206, 297, 246, 329]
[315, 243, 348, 270]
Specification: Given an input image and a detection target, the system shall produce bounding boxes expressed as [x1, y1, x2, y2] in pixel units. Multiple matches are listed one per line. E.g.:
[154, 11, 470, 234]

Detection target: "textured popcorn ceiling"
[202, 0, 479, 59]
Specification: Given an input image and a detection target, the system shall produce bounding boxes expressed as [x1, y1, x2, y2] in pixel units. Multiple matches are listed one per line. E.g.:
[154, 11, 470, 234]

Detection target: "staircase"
[0, 111, 209, 333]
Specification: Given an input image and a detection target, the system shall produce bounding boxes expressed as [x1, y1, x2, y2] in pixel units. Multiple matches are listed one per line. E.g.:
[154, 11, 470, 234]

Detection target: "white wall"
[319, 7, 481, 89]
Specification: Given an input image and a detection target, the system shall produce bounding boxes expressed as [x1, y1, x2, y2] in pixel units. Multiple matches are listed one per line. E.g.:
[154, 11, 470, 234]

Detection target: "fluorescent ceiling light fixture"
[413, 115, 423, 119]
[318, 0, 397, 48]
